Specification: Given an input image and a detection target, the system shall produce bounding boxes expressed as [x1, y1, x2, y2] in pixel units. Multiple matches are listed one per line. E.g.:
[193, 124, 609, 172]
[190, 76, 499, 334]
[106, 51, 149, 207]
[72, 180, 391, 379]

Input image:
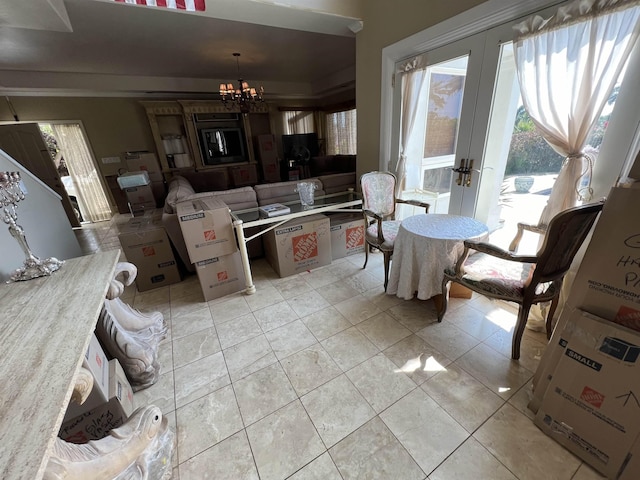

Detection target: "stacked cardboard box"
[60, 357, 134, 444]
[125, 152, 165, 206]
[530, 186, 640, 479]
[117, 170, 157, 216]
[264, 214, 332, 277]
[256, 134, 280, 182]
[177, 197, 245, 300]
[118, 215, 181, 291]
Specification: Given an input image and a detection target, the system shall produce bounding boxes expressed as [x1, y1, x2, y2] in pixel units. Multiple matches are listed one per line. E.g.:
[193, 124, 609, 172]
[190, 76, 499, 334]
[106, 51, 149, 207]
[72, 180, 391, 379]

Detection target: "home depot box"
[118, 220, 181, 291]
[195, 251, 246, 301]
[264, 214, 331, 277]
[532, 187, 639, 409]
[230, 164, 258, 187]
[256, 134, 280, 182]
[535, 312, 640, 478]
[329, 213, 365, 260]
[176, 197, 237, 263]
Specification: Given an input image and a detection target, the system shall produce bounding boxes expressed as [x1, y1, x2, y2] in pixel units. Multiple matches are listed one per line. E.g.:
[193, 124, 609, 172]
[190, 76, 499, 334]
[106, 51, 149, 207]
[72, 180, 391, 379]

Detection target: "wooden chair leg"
[512, 302, 533, 360]
[363, 242, 370, 269]
[383, 251, 392, 291]
[545, 296, 560, 340]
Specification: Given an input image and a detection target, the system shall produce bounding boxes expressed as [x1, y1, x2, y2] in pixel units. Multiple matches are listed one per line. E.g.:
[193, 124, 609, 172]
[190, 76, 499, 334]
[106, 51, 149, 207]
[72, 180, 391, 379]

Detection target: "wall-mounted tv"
[200, 128, 246, 165]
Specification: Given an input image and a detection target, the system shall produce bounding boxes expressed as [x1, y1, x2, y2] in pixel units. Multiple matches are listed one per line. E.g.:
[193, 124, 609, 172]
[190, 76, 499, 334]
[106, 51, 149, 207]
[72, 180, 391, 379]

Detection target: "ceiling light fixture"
[219, 53, 264, 113]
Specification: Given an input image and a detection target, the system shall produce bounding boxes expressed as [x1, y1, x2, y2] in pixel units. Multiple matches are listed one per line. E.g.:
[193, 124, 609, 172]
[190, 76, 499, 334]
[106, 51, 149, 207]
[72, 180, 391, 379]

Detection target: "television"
[200, 128, 246, 165]
[282, 133, 319, 161]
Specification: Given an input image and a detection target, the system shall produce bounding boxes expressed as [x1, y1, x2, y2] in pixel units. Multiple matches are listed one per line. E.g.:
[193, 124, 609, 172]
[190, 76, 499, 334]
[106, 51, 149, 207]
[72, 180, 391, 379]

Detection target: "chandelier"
[219, 53, 264, 113]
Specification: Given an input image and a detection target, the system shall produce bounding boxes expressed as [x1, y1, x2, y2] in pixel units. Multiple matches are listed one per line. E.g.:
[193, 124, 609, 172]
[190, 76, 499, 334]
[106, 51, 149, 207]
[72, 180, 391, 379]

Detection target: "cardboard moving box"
[264, 214, 332, 277]
[118, 219, 181, 291]
[329, 213, 365, 260]
[109, 358, 134, 417]
[195, 251, 246, 301]
[60, 358, 134, 444]
[177, 197, 237, 263]
[532, 187, 639, 410]
[71, 333, 109, 414]
[535, 312, 640, 479]
[59, 397, 129, 444]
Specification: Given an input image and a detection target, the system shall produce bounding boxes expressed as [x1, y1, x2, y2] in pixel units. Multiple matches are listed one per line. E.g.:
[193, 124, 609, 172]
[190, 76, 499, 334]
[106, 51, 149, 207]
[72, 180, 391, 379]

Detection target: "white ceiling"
[0, 0, 361, 99]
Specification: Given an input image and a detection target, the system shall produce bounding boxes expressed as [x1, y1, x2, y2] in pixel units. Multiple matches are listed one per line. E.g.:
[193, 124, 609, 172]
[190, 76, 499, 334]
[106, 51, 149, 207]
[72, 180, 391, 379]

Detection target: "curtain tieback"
[566, 151, 594, 202]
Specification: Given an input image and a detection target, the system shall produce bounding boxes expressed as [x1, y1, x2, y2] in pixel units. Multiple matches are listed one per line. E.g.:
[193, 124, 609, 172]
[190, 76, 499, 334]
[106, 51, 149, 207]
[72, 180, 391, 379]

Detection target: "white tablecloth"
[387, 214, 489, 300]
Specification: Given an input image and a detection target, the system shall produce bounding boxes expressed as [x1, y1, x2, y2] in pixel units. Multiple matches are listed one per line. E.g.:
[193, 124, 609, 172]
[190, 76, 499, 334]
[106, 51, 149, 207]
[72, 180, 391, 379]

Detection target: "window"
[283, 110, 315, 135]
[325, 108, 357, 155]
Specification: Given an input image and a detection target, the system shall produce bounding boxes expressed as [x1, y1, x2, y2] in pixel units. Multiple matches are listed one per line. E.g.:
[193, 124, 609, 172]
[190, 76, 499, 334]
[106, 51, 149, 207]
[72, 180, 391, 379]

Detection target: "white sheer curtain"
[283, 110, 315, 135]
[52, 123, 112, 223]
[392, 59, 428, 196]
[325, 109, 357, 155]
[513, 0, 640, 226]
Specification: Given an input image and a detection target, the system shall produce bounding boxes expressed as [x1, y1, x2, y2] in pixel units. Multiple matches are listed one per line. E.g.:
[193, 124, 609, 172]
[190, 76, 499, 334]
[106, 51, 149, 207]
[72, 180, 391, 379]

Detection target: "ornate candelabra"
[0, 171, 64, 281]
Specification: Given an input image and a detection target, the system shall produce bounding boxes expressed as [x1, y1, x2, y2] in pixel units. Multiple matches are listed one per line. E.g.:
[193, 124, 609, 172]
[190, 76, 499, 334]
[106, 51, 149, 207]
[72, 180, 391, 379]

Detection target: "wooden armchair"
[439, 200, 604, 360]
[360, 171, 430, 291]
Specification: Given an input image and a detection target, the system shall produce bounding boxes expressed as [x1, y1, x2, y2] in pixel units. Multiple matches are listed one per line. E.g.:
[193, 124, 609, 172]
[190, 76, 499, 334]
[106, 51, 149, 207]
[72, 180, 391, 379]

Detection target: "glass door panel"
[396, 33, 484, 220]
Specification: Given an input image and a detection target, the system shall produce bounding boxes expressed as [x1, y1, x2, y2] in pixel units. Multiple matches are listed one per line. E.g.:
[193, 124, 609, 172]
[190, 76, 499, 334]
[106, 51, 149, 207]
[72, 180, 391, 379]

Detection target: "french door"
[392, 5, 561, 233]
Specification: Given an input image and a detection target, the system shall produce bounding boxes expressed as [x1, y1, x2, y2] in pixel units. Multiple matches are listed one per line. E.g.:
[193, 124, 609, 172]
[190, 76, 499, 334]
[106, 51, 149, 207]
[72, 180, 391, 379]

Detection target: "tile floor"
[75, 214, 606, 480]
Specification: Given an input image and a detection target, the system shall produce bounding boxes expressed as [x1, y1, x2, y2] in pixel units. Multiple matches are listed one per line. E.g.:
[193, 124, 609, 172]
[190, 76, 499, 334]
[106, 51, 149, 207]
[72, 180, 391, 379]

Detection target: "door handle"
[452, 158, 475, 187]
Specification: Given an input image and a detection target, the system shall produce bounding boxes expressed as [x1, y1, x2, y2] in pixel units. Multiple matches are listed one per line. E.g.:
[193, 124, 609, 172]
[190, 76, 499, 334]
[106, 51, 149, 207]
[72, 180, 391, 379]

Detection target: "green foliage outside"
[505, 87, 615, 176]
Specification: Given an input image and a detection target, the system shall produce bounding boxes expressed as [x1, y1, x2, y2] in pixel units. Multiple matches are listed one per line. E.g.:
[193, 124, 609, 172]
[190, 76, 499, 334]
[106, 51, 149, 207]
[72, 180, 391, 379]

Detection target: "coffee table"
[230, 191, 362, 294]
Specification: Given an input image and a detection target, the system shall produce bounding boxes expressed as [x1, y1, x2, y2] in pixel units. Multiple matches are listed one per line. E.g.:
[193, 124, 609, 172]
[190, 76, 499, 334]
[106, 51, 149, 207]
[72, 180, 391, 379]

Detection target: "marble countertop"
[0, 250, 119, 480]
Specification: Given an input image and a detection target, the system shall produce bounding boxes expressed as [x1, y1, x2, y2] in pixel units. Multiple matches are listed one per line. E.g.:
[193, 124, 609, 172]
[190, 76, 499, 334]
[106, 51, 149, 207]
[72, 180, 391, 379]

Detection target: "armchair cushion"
[365, 221, 400, 251]
[446, 253, 545, 298]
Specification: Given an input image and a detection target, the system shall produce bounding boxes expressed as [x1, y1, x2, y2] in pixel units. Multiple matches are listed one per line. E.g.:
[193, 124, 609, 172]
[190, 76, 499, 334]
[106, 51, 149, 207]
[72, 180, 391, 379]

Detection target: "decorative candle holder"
[0, 171, 64, 282]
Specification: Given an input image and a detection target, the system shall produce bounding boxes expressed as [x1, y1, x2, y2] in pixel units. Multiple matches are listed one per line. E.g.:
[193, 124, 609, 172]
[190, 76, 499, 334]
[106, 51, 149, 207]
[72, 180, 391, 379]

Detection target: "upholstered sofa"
[161, 172, 358, 272]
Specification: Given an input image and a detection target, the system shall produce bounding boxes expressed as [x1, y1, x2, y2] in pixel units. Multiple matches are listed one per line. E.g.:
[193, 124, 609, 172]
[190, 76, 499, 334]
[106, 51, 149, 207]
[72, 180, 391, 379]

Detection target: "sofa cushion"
[318, 172, 356, 194]
[208, 186, 258, 211]
[164, 176, 195, 214]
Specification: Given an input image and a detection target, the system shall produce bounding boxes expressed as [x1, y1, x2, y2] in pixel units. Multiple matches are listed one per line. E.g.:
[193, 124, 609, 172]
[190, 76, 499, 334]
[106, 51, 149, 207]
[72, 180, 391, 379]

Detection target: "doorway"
[39, 122, 112, 224]
[389, 2, 637, 251]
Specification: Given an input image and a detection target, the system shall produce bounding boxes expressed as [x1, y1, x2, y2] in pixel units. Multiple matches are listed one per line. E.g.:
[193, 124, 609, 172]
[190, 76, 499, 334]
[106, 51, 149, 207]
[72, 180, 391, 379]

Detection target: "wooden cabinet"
[140, 101, 191, 172]
[141, 100, 273, 188]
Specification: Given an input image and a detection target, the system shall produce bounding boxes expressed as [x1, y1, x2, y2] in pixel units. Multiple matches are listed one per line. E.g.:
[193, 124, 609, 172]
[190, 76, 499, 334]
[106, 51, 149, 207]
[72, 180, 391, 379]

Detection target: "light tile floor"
[75, 214, 606, 480]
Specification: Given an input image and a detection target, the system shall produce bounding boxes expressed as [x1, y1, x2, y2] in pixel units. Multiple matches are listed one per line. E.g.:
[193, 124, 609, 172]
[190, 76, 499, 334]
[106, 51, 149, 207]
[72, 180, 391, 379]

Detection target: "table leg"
[233, 218, 256, 295]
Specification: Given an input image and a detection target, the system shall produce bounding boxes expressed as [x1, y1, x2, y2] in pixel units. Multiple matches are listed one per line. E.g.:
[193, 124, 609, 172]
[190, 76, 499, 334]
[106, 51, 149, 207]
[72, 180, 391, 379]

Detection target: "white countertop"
[0, 251, 119, 480]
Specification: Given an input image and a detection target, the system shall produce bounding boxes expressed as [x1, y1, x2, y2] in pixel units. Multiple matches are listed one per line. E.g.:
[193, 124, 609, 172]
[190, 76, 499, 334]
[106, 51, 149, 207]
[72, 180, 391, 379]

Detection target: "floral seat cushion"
[365, 220, 400, 251]
[445, 252, 557, 299]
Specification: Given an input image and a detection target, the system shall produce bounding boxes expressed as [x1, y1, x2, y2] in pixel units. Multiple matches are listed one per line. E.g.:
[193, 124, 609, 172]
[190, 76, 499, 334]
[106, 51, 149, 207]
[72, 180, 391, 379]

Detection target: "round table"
[387, 214, 489, 301]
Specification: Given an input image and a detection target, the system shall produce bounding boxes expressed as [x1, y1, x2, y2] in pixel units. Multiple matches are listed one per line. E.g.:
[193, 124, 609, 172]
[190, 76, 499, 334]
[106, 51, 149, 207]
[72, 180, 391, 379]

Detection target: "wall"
[0, 150, 82, 282]
[0, 96, 155, 178]
[355, 0, 487, 180]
